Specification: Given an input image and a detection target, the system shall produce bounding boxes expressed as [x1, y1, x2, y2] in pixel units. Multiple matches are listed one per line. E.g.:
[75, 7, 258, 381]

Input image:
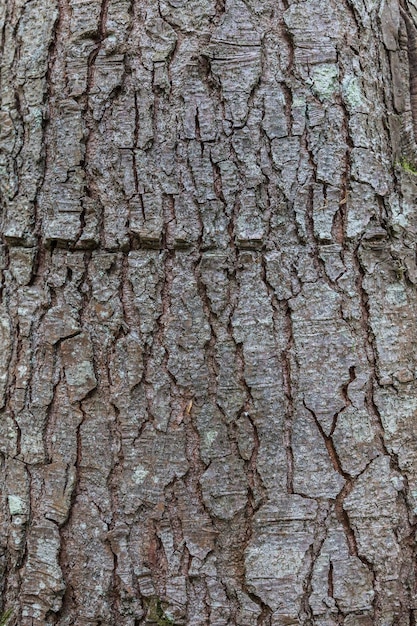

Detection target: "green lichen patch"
[0, 609, 13, 626]
[398, 157, 417, 175]
[311, 64, 339, 100]
[146, 597, 176, 625]
[342, 75, 365, 111]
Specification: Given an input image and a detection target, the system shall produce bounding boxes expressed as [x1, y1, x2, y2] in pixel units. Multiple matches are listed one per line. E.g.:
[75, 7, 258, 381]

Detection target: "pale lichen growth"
[311, 64, 339, 100]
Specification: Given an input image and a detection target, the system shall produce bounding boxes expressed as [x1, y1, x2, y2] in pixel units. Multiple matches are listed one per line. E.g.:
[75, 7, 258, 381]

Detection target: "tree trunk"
[1, 0, 417, 623]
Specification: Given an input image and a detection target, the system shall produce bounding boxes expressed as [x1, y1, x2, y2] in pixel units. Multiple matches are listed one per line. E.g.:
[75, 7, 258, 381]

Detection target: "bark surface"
[1, 0, 417, 624]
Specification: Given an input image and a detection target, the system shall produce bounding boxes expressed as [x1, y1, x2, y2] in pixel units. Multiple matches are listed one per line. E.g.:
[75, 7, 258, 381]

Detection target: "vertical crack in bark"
[343, 0, 362, 32]
[299, 503, 330, 624]
[194, 255, 219, 401]
[33, 0, 62, 243]
[86, 0, 110, 93]
[303, 399, 379, 618]
[157, 199, 179, 426]
[43, 365, 62, 463]
[260, 254, 296, 494]
[305, 182, 345, 292]
[327, 559, 344, 625]
[149, 244, 175, 425]
[280, 0, 294, 74]
[0, 0, 8, 66]
[304, 146, 334, 282]
[400, 2, 417, 142]
[106, 401, 125, 623]
[329, 365, 355, 437]
[259, 265, 289, 497]
[334, 481, 358, 557]
[234, 338, 267, 499]
[303, 401, 351, 481]
[303, 401, 356, 552]
[239, 407, 272, 625]
[280, 300, 295, 494]
[182, 401, 217, 570]
[353, 249, 393, 455]
[334, 62, 353, 255]
[211, 159, 227, 206]
[147, 520, 169, 598]
[221, 259, 273, 623]
[80, 0, 111, 246]
[132, 91, 141, 198]
[6, 311, 22, 458]
[163, 477, 186, 572]
[327, 558, 334, 600]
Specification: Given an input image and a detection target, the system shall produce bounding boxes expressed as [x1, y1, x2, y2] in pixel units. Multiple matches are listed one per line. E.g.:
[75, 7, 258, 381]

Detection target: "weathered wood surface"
[1, 0, 417, 623]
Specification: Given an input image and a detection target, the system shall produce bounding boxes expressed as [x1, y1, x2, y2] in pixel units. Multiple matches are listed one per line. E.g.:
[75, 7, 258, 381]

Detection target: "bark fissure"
[1, 0, 417, 622]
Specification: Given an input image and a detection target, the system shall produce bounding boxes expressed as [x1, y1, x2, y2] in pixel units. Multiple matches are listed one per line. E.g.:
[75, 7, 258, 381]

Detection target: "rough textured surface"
[1, 0, 417, 623]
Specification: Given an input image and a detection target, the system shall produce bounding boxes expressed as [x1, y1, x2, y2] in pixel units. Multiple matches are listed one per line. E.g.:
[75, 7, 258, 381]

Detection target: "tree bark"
[1, 0, 417, 623]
